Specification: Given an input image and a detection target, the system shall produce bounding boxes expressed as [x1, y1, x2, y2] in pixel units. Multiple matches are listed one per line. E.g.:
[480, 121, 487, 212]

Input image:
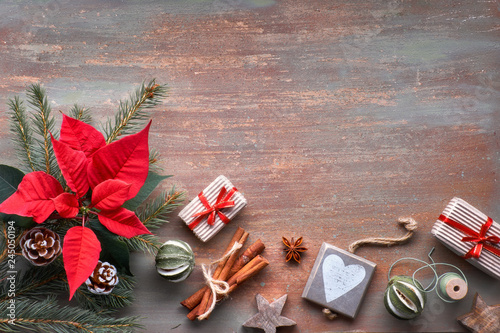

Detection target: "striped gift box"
[431, 197, 500, 280]
[178, 175, 247, 242]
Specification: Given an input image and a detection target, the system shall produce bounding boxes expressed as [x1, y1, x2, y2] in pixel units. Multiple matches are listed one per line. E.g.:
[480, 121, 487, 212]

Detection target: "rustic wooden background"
[1, 0, 499, 332]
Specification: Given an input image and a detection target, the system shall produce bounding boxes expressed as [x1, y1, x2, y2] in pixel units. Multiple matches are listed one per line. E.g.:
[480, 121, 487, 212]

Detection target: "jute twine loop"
[198, 242, 243, 320]
[348, 217, 418, 254]
[322, 308, 338, 320]
[323, 217, 418, 320]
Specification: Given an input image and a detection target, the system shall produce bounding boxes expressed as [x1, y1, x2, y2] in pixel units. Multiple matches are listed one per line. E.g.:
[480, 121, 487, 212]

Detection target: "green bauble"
[155, 240, 195, 282]
[384, 275, 426, 320]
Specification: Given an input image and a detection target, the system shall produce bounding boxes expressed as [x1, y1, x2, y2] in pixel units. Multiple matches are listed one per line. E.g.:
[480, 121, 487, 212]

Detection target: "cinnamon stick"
[187, 303, 202, 321]
[182, 227, 244, 312]
[186, 255, 269, 321]
[181, 288, 205, 310]
[212, 227, 246, 279]
[226, 255, 269, 292]
[228, 239, 265, 277]
[196, 231, 249, 318]
[181, 238, 265, 310]
[219, 232, 249, 280]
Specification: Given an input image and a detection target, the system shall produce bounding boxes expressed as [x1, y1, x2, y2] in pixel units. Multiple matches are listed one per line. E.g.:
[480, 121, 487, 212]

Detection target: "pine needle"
[0, 262, 66, 302]
[104, 80, 168, 143]
[122, 234, 161, 255]
[138, 188, 185, 230]
[149, 148, 161, 165]
[68, 104, 92, 124]
[147, 149, 163, 173]
[0, 227, 5, 262]
[0, 296, 142, 333]
[25, 84, 61, 180]
[7, 97, 35, 172]
[72, 274, 136, 313]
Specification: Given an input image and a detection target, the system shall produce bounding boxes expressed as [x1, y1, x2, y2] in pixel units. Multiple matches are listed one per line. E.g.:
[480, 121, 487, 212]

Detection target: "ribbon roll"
[437, 272, 468, 302]
[388, 248, 468, 303]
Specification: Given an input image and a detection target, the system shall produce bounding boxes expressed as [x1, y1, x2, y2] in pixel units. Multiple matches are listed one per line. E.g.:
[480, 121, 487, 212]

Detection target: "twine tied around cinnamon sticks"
[323, 217, 418, 320]
[198, 242, 243, 320]
[181, 227, 269, 321]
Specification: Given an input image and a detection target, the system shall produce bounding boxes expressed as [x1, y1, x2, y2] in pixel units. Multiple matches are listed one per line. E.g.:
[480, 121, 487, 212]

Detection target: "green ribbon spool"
[388, 248, 468, 306]
[437, 272, 468, 302]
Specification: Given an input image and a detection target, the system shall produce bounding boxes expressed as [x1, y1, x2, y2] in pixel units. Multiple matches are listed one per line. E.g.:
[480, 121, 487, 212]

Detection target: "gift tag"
[302, 242, 376, 318]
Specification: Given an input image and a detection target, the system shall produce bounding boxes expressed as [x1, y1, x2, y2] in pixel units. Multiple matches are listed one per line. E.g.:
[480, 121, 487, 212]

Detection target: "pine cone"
[20, 227, 61, 266]
[85, 261, 119, 295]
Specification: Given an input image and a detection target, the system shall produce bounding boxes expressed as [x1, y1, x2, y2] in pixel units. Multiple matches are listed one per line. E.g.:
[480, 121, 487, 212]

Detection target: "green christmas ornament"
[155, 240, 195, 282]
[384, 275, 426, 320]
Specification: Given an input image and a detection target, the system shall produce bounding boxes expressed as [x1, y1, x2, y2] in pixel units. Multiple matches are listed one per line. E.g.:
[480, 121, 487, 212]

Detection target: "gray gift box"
[302, 242, 376, 318]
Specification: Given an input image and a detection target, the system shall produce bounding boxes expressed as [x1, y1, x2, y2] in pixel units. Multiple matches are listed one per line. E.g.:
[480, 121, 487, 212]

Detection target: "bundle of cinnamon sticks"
[181, 227, 269, 320]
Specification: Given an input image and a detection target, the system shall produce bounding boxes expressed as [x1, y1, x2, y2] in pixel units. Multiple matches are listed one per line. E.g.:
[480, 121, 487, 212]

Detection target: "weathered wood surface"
[1, 0, 499, 332]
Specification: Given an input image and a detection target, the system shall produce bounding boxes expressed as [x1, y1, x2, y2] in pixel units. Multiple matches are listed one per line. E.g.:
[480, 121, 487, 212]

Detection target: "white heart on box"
[322, 254, 366, 302]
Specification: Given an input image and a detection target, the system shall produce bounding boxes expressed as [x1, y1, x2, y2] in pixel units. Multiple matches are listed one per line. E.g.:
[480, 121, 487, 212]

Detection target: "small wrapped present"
[432, 197, 500, 280]
[178, 175, 247, 242]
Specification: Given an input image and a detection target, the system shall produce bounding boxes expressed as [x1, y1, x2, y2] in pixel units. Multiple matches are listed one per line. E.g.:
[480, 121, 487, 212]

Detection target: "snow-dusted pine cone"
[85, 261, 119, 295]
[20, 227, 61, 266]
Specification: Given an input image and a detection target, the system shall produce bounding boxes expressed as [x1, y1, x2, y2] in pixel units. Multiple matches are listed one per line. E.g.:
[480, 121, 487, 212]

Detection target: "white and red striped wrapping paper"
[178, 175, 247, 242]
[431, 197, 500, 280]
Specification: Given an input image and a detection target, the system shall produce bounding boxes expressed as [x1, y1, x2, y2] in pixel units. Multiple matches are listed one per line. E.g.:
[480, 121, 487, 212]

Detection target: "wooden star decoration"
[243, 294, 296, 333]
[457, 293, 500, 333]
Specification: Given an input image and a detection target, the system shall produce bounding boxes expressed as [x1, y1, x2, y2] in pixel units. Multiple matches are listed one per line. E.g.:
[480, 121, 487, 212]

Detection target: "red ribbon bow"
[188, 187, 238, 230]
[438, 214, 500, 259]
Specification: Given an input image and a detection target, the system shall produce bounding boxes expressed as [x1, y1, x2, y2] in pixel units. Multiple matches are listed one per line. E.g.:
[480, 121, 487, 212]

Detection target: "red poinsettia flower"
[0, 115, 153, 299]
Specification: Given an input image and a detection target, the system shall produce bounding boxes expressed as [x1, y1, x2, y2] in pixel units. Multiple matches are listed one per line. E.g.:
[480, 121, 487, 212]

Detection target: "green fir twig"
[69, 104, 92, 124]
[7, 97, 35, 172]
[138, 188, 184, 230]
[123, 187, 184, 254]
[149, 148, 161, 167]
[26, 84, 59, 176]
[72, 274, 136, 313]
[0, 244, 66, 302]
[0, 296, 142, 333]
[104, 80, 168, 143]
[122, 234, 160, 255]
[0, 222, 24, 265]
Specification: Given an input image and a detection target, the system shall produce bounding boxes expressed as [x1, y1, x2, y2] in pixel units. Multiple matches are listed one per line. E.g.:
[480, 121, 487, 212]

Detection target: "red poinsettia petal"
[63, 226, 101, 300]
[91, 179, 131, 211]
[59, 114, 106, 158]
[52, 193, 79, 218]
[51, 134, 89, 198]
[98, 207, 152, 238]
[87, 121, 151, 200]
[0, 171, 63, 223]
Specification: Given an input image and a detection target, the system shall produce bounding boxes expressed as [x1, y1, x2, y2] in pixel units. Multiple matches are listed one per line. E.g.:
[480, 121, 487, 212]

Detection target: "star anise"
[282, 236, 307, 263]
